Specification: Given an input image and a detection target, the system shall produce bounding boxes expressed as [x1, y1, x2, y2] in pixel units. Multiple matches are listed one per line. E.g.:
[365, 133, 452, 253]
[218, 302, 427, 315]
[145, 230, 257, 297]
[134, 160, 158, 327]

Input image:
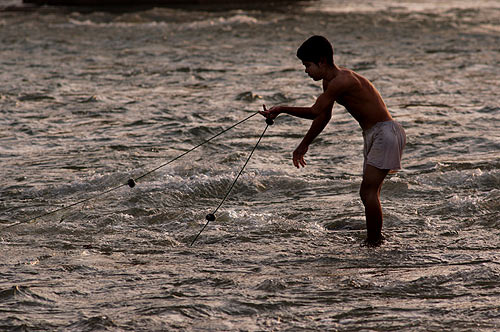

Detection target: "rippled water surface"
[1, 0, 499, 331]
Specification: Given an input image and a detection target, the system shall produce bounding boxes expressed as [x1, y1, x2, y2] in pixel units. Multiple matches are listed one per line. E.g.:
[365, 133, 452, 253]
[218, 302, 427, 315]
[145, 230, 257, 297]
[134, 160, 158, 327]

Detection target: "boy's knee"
[359, 183, 378, 204]
[360, 192, 367, 205]
[359, 185, 369, 204]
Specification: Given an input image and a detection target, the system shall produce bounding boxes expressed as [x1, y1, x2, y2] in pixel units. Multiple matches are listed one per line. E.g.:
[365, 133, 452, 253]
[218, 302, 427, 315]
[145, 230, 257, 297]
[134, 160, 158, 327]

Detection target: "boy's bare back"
[323, 67, 392, 131]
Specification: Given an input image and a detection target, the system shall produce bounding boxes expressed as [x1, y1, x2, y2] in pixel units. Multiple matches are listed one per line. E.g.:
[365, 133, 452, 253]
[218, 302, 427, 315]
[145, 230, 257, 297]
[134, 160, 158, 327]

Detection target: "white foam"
[184, 14, 259, 30]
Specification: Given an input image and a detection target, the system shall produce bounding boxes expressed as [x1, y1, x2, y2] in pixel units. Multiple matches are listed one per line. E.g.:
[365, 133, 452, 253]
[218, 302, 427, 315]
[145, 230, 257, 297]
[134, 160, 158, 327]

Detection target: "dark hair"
[296, 35, 334, 66]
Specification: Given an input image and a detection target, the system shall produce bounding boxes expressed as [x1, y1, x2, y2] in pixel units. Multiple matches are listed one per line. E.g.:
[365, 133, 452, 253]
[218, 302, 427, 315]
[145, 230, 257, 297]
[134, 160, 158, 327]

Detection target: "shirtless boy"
[260, 35, 406, 246]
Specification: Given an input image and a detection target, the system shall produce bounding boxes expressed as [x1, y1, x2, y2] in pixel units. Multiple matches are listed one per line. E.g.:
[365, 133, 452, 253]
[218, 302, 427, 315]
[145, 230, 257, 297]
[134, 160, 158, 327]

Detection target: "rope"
[190, 120, 272, 246]
[2, 112, 260, 231]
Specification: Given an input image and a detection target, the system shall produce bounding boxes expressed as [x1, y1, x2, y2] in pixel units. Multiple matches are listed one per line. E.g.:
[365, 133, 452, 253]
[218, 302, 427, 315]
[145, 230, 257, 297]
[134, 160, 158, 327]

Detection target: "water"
[1, 0, 499, 331]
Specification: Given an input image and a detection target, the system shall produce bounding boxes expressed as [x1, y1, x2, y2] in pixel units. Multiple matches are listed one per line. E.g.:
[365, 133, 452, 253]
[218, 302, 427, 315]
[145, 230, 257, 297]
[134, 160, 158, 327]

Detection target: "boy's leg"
[360, 165, 389, 245]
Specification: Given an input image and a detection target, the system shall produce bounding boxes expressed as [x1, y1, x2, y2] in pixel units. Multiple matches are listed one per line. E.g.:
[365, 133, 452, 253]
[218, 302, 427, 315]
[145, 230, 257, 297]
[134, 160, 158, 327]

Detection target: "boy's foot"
[361, 235, 385, 247]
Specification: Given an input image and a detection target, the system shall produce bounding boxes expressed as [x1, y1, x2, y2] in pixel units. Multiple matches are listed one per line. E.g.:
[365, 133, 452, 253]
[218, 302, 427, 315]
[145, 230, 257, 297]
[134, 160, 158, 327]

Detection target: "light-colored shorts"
[363, 120, 406, 173]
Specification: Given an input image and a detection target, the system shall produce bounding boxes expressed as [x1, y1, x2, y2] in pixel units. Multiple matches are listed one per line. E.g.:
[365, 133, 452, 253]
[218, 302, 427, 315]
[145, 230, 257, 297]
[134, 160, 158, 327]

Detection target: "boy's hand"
[259, 104, 281, 119]
[293, 144, 308, 168]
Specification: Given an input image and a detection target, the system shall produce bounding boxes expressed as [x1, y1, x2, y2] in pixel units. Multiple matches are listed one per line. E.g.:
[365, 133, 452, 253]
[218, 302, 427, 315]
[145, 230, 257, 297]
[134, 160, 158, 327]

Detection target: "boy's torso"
[327, 68, 392, 131]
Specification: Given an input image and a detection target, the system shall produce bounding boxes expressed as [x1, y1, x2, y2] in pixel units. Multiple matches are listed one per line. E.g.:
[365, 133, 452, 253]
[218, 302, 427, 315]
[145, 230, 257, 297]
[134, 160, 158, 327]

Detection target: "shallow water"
[1, 0, 499, 331]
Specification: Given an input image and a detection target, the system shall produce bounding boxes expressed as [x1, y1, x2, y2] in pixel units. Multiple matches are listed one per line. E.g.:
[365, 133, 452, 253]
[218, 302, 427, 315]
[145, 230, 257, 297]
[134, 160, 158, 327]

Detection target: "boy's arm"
[292, 84, 338, 167]
[293, 105, 332, 167]
[261, 77, 346, 167]
[260, 92, 333, 120]
[260, 77, 340, 120]
[262, 105, 317, 120]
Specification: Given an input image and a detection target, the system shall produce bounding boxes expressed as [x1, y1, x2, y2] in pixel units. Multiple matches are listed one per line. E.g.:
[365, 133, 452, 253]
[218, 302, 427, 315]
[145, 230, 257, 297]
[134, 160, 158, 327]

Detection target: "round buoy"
[265, 118, 274, 126]
[127, 179, 136, 188]
[206, 213, 216, 222]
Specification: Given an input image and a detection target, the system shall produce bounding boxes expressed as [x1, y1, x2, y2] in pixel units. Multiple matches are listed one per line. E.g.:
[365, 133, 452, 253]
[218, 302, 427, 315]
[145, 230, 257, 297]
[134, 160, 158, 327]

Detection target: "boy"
[260, 35, 406, 246]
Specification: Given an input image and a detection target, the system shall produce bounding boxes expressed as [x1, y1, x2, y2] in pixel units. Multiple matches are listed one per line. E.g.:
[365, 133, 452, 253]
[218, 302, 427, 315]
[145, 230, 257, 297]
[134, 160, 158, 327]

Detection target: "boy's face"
[302, 61, 323, 81]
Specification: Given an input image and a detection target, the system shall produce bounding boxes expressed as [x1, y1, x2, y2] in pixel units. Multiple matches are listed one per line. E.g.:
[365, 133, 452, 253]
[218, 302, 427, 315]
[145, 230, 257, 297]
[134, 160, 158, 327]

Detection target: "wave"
[184, 14, 259, 29]
[62, 12, 260, 30]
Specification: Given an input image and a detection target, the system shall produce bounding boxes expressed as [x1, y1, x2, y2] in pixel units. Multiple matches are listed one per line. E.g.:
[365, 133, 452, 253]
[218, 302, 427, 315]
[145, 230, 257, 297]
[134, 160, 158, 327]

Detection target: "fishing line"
[2, 183, 128, 230]
[133, 111, 260, 183]
[190, 118, 274, 246]
[2, 112, 261, 231]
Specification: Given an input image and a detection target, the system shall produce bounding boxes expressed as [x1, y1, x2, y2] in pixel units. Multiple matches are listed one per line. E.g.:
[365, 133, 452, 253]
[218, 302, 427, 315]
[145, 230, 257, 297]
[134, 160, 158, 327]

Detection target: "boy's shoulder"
[337, 67, 361, 82]
[324, 67, 359, 94]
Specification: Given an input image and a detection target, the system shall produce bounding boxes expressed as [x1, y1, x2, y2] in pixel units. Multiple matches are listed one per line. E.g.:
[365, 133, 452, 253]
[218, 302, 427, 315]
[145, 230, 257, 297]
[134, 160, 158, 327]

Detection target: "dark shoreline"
[23, 0, 305, 6]
[1, 0, 310, 12]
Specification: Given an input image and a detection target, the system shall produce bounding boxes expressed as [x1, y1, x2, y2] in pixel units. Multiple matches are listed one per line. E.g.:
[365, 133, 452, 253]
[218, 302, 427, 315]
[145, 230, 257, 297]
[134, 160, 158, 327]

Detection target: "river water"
[1, 0, 499, 331]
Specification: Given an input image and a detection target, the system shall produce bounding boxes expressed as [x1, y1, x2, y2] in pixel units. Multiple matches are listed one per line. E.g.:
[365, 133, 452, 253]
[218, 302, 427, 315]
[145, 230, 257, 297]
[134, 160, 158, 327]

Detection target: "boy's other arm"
[293, 102, 332, 167]
[292, 84, 338, 167]
[260, 105, 316, 120]
[260, 75, 343, 120]
[260, 92, 335, 120]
